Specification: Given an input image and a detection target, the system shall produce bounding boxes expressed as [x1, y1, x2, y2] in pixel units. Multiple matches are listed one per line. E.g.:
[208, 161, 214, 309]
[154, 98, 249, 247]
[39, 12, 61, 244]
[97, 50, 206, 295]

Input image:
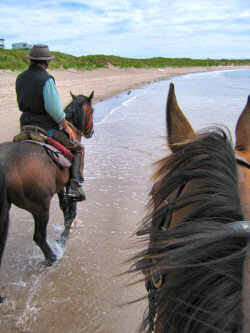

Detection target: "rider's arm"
[43, 78, 65, 123]
[43, 78, 76, 141]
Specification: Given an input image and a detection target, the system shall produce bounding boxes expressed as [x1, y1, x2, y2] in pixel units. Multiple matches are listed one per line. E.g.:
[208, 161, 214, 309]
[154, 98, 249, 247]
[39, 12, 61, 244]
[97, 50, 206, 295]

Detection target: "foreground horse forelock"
[0, 90, 94, 269]
[134, 83, 250, 333]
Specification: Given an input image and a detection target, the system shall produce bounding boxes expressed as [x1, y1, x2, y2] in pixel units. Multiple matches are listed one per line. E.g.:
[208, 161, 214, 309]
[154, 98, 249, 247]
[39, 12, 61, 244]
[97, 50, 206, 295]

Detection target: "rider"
[15, 44, 85, 201]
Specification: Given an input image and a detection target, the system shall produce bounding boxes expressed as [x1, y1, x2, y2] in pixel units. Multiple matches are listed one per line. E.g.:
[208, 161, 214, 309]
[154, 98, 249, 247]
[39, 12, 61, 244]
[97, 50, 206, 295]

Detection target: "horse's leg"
[57, 190, 77, 247]
[33, 210, 57, 266]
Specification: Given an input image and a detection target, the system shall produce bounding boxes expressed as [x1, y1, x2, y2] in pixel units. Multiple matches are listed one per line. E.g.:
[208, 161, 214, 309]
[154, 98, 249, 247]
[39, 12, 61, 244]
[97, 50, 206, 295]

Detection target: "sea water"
[94, 68, 250, 144]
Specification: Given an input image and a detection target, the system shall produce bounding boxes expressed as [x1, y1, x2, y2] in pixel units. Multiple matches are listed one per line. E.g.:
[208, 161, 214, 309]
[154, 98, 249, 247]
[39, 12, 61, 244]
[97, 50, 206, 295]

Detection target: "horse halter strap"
[84, 103, 93, 134]
[235, 154, 250, 169]
[227, 221, 250, 233]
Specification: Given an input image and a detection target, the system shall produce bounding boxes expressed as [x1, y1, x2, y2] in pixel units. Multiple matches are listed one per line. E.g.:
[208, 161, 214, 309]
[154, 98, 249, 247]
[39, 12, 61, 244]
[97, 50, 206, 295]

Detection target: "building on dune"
[12, 42, 32, 50]
[0, 38, 5, 49]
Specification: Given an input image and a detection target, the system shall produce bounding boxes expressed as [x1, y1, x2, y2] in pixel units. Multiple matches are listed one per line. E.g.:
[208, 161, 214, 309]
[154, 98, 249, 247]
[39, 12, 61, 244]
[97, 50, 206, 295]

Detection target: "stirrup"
[66, 182, 86, 201]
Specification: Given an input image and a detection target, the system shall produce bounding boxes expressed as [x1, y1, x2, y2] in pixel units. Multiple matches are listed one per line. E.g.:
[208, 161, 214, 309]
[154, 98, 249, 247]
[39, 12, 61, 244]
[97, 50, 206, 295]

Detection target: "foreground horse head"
[0, 91, 94, 269]
[135, 83, 250, 332]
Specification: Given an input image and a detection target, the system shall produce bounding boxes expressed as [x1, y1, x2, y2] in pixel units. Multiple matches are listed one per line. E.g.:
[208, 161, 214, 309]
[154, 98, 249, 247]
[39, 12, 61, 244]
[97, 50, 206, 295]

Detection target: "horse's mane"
[64, 95, 89, 131]
[135, 127, 248, 333]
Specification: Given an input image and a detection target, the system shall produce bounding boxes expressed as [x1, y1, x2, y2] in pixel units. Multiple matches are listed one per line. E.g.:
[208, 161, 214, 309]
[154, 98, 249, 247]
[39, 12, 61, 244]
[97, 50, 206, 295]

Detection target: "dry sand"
[1, 64, 249, 142]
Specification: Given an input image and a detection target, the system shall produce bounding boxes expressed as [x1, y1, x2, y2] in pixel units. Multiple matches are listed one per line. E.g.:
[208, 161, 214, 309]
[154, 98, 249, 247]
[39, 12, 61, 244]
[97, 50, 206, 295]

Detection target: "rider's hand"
[64, 125, 76, 141]
[59, 118, 76, 141]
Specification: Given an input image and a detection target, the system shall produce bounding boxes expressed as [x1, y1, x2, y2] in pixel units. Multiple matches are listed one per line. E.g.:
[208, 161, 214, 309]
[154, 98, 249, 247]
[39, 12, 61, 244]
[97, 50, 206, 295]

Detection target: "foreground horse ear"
[70, 91, 76, 100]
[235, 95, 250, 161]
[166, 83, 195, 152]
[88, 91, 94, 101]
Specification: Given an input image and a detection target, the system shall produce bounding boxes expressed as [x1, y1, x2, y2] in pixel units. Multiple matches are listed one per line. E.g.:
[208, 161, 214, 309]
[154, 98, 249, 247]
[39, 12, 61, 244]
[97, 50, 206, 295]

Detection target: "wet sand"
[0, 64, 249, 332]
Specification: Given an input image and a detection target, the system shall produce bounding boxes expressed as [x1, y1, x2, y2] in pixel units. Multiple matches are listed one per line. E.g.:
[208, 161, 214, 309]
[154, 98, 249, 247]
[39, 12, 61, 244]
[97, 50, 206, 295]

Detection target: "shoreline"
[0, 65, 249, 142]
[45, 65, 250, 103]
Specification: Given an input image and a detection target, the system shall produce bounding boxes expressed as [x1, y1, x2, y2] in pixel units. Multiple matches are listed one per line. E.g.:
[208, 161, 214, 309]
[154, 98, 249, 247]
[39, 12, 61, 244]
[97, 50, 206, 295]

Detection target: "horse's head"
[64, 91, 94, 139]
[166, 82, 250, 222]
[135, 83, 250, 333]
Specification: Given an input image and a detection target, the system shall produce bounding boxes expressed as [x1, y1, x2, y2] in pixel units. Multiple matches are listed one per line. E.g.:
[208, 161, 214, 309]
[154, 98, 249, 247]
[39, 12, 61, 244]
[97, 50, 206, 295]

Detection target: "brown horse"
[0, 91, 94, 268]
[134, 83, 250, 332]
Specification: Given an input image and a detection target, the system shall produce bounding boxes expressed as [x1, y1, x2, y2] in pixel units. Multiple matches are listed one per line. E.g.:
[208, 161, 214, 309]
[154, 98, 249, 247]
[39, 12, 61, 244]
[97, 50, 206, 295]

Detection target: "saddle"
[13, 125, 73, 168]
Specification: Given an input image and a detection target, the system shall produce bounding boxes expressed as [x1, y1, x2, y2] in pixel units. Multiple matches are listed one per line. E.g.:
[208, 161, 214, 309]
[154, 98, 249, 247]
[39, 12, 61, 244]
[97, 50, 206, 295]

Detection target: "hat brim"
[24, 54, 55, 60]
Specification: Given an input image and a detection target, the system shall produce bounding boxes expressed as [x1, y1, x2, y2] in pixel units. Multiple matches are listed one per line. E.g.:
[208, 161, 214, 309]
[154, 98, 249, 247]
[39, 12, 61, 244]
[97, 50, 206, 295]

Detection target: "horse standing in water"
[0, 91, 94, 268]
[134, 83, 250, 332]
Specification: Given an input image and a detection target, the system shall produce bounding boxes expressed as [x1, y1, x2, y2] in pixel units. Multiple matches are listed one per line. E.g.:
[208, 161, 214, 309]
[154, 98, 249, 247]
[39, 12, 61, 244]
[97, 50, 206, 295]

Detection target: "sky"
[1, 0, 250, 59]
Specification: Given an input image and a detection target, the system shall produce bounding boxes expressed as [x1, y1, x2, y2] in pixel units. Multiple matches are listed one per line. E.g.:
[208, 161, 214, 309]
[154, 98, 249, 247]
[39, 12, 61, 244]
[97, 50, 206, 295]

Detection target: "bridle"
[235, 154, 250, 169]
[146, 155, 250, 332]
[83, 103, 94, 138]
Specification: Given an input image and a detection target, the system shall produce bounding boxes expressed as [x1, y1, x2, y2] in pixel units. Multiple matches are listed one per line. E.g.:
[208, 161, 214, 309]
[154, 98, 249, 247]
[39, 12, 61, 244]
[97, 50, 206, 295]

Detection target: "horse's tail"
[0, 165, 9, 267]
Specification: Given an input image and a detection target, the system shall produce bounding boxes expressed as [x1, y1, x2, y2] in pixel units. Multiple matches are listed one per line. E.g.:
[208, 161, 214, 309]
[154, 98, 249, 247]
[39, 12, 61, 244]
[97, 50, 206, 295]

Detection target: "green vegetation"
[1, 48, 250, 71]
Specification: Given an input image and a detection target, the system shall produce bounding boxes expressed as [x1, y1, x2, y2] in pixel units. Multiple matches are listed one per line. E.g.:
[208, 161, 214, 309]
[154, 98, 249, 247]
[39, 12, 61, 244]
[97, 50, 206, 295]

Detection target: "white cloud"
[0, 0, 249, 58]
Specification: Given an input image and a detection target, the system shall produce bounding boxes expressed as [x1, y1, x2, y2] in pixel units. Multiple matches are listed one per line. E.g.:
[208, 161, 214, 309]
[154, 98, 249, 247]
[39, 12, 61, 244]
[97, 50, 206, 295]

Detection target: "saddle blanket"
[13, 126, 73, 168]
[23, 140, 72, 168]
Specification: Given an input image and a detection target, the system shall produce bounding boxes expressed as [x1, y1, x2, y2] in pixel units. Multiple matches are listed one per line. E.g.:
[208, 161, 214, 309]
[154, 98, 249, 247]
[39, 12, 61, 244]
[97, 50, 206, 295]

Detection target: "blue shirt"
[43, 78, 66, 124]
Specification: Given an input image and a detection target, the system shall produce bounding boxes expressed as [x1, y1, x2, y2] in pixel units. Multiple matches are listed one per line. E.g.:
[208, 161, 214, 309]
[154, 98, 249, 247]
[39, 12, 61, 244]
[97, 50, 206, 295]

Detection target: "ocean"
[85, 68, 250, 182]
[94, 68, 250, 141]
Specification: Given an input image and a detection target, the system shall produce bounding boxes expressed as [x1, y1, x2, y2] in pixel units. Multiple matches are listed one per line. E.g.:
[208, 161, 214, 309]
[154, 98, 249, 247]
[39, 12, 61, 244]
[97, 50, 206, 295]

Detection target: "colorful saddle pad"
[13, 127, 73, 168]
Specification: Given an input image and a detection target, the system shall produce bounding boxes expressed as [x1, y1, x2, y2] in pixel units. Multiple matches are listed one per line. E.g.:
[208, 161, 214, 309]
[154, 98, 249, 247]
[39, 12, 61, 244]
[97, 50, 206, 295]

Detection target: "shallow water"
[0, 69, 249, 332]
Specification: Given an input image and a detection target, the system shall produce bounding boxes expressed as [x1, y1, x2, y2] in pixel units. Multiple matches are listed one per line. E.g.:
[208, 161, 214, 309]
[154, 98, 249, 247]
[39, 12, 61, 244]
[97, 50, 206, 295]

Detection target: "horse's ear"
[166, 83, 195, 152]
[235, 95, 250, 161]
[70, 91, 76, 100]
[88, 90, 94, 102]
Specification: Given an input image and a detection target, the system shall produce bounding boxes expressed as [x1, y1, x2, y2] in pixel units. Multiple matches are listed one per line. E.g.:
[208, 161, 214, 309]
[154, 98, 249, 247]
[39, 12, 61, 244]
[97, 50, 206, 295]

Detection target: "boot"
[66, 152, 86, 201]
[67, 179, 86, 201]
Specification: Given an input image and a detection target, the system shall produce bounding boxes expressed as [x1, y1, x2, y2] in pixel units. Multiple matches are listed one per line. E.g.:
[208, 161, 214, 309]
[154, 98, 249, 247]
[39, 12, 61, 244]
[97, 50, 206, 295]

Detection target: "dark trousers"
[52, 129, 84, 182]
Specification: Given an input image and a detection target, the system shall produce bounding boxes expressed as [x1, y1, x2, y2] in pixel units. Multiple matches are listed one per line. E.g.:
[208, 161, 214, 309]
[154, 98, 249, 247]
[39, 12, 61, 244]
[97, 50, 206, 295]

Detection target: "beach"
[0, 64, 249, 143]
[0, 65, 250, 332]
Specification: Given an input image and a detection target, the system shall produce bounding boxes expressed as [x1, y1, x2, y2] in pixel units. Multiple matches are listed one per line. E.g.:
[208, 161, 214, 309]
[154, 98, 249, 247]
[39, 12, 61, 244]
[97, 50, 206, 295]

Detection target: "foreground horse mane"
[149, 127, 243, 224]
[135, 128, 248, 332]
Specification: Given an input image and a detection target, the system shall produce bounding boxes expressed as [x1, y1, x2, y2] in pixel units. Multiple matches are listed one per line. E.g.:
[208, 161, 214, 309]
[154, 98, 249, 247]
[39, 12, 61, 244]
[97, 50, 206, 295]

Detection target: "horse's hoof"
[45, 255, 57, 267]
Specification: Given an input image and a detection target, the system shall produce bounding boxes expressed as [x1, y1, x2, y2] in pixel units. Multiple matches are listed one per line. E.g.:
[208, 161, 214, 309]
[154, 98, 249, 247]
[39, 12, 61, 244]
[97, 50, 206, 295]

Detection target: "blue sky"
[1, 0, 250, 59]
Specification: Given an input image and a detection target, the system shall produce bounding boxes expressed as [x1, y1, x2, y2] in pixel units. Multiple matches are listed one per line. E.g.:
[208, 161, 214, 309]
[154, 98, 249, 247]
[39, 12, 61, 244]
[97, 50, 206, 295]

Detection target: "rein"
[66, 120, 82, 137]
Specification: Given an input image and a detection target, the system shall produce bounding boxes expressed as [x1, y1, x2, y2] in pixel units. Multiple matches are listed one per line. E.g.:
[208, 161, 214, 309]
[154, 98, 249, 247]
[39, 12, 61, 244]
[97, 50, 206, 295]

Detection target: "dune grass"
[0, 48, 250, 72]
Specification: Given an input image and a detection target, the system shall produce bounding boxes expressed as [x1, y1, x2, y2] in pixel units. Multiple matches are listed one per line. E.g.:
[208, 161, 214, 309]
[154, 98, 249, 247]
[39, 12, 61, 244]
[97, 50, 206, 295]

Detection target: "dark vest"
[16, 64, 59, 131]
